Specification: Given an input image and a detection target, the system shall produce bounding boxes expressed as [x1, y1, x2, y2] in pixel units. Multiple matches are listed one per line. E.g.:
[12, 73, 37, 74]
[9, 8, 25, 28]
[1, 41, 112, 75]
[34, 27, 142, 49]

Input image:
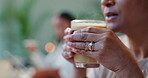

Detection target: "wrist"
[116, 63, 144, 78]
[72, 67, 87, 78]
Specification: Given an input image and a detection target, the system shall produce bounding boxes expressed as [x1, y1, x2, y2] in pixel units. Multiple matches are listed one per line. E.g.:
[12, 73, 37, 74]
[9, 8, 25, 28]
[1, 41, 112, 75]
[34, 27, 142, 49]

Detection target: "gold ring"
[88, 42, 95, 51]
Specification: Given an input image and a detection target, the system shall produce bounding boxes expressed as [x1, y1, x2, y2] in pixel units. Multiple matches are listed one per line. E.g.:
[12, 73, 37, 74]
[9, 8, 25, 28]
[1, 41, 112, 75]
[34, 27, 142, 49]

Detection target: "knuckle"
[74, 30, 81, 34]
[84, 43, 88, 49]
[72, 43, 77, 47]
[87, 27, 99, 32]
[87, 27, 93, 32]
[81, 34, 88, 41]
[106, 29, 114, 36]
[103, 34, 112, 43]
[94, 35, 100, 42]
[69, 35, 74, 41]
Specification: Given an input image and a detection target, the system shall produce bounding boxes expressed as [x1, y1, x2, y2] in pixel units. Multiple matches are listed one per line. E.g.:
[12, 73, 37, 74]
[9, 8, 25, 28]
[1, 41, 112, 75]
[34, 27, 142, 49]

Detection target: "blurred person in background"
[53, 12, 75, 42]
[44, 12, 75, 78]
[25, 12, 75, 78]
[24, 39, 61, 78]
[62, 0, 148, 78]
[24, 40, 46, 69]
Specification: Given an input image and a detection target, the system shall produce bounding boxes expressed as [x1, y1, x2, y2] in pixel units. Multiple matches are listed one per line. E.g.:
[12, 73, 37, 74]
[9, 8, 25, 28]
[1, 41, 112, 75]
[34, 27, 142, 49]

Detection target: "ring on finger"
[88, 42, 95, 51]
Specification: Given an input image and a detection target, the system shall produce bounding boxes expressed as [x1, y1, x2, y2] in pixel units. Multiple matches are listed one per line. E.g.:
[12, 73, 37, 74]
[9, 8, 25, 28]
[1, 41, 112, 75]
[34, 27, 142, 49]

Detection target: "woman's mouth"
[105, 12, 119, 22]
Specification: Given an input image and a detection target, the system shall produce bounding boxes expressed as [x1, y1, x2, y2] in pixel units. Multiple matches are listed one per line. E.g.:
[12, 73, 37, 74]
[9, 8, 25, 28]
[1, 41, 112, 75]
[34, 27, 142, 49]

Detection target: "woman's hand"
[64, 27, 141, 72]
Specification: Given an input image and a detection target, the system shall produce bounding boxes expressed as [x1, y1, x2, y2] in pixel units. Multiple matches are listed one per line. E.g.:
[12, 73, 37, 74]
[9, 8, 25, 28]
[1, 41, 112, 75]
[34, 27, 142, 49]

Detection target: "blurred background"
[0, 0, 104, 78]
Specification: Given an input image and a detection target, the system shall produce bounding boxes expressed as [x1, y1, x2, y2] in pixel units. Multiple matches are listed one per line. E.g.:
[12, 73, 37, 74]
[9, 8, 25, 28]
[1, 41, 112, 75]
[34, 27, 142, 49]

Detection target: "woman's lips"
[105, 12, 118, 22]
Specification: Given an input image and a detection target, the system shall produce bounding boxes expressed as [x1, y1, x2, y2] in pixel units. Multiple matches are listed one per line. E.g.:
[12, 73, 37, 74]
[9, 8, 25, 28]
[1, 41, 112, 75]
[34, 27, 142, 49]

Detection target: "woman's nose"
[101, 0, 115, 7]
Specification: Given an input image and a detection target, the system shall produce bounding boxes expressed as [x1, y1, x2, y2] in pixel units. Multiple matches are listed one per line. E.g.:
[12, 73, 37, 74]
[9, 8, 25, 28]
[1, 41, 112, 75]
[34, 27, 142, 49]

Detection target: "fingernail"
[64, 28, 72, 34]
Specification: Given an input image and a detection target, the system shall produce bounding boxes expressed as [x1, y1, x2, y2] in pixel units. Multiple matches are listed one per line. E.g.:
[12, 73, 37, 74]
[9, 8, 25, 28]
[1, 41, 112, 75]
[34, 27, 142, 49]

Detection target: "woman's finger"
[62, 51, 73, 59]
[62, 44, 75, 59]
[64, 33, 104, 42]
[71, 48, 99, 58]
[63, 44, 72, 51]
[73, 27, 107, 34]
[67, 42, 101, 51]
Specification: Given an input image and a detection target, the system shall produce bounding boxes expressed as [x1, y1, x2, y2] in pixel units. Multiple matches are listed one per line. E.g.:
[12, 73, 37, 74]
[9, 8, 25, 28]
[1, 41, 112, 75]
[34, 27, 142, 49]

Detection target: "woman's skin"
[62, 0, 148, 78]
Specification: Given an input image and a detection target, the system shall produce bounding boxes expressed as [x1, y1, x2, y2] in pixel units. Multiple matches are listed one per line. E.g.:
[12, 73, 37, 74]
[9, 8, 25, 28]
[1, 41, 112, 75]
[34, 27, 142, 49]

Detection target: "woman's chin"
[106, 23, 121, 33]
